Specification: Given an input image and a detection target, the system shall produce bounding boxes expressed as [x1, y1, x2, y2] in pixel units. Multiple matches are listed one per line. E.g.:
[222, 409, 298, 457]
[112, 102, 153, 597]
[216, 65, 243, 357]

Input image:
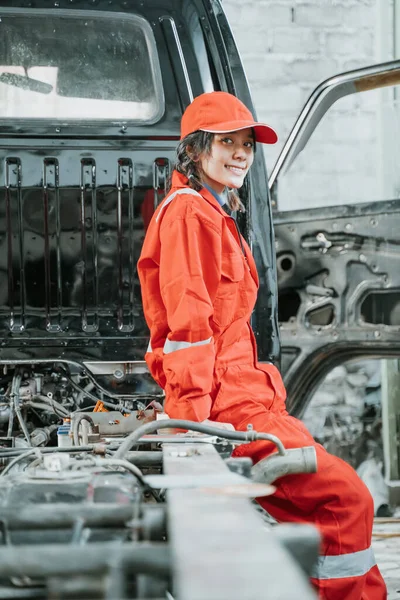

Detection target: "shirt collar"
[170, 170, 229, 214]
[202, 182, 228, 207]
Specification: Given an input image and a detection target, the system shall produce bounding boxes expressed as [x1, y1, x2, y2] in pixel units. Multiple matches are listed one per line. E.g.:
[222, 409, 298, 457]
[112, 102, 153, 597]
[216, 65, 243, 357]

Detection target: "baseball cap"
[180, 91, 277, 144]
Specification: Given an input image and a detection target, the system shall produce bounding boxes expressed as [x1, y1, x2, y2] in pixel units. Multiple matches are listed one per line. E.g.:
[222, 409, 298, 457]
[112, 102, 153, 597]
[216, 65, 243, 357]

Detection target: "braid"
[173, 131, 213, 192]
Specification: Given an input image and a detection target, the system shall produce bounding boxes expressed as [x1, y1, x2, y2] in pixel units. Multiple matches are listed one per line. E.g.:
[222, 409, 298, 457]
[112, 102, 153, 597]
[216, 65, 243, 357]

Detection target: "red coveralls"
[138, 170, 387, 599]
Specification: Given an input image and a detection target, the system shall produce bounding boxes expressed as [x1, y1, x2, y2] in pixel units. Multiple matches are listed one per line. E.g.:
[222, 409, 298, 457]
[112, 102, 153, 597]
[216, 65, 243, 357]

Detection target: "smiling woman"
[138, 90, 278, 423]
[138, 91, 387, 599]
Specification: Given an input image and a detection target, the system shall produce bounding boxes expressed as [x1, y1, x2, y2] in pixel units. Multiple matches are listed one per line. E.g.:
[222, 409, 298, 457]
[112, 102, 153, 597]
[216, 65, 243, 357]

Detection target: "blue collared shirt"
[203, 183, 244, 253]
[203, 182, 227, 207]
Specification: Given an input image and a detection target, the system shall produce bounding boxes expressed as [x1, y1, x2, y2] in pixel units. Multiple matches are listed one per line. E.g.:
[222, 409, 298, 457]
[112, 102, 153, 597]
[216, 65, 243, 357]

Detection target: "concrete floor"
[373, 517, 400, 599]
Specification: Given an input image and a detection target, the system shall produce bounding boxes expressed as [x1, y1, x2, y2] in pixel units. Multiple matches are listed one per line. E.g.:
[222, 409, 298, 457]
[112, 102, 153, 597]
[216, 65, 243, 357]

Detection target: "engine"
[0, 361, 320, 600]
[0, 361, 164, 450]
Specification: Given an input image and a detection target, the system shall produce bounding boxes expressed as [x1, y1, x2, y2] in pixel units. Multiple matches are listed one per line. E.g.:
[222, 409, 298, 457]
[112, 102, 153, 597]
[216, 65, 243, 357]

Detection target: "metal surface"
[0, 542, 170, 578]
[0, 503, 136, 529]
[144, 472, 274, 495]
[273, 199, 400, 416]
[164, 443, 316, 600]
[266, 59, 400, 415]
[73, 410, 156, 437]
[272, 525, 321, 577]
[0, 0, 278, 368]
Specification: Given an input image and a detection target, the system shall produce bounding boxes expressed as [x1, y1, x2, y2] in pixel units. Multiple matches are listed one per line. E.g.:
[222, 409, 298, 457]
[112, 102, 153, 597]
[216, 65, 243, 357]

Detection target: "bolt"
[114, 369, 124, 380]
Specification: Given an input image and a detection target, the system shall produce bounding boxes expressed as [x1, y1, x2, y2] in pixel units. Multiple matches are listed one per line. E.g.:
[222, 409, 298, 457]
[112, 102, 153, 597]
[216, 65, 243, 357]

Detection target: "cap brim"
[201, 120, 278, 144]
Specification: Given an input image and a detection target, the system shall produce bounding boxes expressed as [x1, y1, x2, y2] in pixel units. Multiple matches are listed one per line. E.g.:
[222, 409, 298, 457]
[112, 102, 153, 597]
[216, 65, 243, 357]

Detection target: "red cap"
[180, 91, 277, 144]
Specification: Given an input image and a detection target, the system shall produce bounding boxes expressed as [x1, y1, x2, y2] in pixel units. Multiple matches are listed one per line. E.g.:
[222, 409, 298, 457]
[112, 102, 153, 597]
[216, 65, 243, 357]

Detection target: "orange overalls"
[138, 170, 387, 599]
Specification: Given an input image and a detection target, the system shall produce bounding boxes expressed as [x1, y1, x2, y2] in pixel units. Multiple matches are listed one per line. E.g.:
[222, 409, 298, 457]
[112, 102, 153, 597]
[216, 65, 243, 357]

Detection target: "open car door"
[270, 59, 400, 416]
[270, 60, 400, 501]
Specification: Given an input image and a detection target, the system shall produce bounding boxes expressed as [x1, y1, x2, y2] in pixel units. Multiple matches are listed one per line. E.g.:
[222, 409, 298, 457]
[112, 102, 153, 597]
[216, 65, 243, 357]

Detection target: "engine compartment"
[0, 361, 320, 600]
[0, 361, 168, 598]
[0, 361, 162, 449]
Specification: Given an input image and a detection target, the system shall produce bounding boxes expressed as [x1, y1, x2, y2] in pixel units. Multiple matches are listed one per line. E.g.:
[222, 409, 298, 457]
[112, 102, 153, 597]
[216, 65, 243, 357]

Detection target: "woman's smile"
[225, 164, 246, 174]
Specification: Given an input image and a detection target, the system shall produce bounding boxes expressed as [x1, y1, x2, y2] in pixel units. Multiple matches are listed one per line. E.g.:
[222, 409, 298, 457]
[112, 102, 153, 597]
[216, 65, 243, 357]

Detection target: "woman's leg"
[230, 411, 387, 599]
[210, 361, 387, 598]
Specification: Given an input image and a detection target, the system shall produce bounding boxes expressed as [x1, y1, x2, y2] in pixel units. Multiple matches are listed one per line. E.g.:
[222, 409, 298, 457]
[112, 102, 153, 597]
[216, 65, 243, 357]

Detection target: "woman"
[138, 92, 386, 599]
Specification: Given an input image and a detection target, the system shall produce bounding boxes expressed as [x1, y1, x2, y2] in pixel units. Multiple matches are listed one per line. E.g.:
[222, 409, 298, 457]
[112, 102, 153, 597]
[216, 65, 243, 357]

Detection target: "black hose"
[14, 401, 31, 446]
[32, 394, 69, 417]
[56, 363, 159, 406]
[0, 359, 162, 404]
[26, 401, 66, 419]
[0, 449, 39, 476]
[66, 376, 134, 413]
[11, 372, 31, 447]
[126, 451, 163, 466]
[113, 420, 286, 459]
[6, 399, 14, 438]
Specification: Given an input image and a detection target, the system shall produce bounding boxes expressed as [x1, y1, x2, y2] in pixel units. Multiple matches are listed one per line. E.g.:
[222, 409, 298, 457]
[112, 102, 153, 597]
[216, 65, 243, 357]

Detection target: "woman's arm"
[158, 211, 222, 421]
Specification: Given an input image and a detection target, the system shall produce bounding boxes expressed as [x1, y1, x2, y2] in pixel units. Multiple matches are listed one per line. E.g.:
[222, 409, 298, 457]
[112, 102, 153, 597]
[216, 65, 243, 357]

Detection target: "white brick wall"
[222, 0, 393, 211]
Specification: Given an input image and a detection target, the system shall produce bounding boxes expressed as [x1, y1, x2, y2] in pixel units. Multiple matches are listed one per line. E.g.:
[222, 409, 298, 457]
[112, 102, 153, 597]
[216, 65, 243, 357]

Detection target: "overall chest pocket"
[212, 252, 245, 328]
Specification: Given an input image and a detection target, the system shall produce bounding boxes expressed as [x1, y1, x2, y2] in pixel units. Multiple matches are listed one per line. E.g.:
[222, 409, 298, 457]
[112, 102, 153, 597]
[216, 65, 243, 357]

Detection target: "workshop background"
[224, 0, 399, 211]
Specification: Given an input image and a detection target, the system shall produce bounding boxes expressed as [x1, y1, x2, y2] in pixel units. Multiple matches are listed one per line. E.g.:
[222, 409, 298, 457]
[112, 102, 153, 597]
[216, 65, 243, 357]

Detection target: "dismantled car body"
[0, 0, 399, 597]
[270, 61, 400, 507]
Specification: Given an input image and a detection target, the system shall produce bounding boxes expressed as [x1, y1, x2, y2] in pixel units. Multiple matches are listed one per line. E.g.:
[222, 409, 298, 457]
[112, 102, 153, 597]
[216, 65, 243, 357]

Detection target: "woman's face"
[199, 128, 254, 194]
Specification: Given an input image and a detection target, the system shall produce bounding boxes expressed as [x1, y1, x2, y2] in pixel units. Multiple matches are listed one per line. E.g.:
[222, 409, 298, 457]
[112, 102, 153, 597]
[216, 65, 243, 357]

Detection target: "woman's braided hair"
[172, 130, 247, 212]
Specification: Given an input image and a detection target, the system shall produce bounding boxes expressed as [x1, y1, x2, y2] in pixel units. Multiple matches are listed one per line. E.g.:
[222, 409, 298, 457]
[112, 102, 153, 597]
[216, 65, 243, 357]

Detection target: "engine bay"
[0, 360, 320, 600]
